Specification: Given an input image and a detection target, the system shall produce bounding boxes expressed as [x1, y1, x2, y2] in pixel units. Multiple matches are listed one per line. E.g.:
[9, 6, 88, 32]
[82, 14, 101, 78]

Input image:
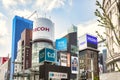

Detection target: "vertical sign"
[71, 56, 78, 74]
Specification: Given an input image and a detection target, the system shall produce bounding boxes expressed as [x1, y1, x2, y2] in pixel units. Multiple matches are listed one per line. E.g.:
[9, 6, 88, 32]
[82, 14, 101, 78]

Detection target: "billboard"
[71, 56, 78, 74]
[55, 38, 67, 51]
[33, 18, 54, 41]
[39, 48, 57, 63]
[78, 34, 98, 50]
[60, 53, 67, 66]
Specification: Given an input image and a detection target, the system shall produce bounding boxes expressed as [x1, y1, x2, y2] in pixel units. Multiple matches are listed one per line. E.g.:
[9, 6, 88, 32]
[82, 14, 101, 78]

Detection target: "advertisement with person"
[71, 56, 78, 74]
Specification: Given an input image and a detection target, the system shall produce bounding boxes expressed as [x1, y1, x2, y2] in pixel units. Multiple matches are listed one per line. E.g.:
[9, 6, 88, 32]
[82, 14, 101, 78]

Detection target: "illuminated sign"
[78, 34, 98, 50]
[87, 34, 97, 44]
[55, 38, 67, 51]
[39, 48, 57, 63]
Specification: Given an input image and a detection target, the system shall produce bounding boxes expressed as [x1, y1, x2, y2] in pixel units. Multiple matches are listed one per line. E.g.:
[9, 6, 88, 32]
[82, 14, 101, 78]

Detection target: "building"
[10, 16, 33, 80]
[31, 17, 54, 79]
[13, 29, 32, 80]
[103, 0, 120, 72]
[98, 39, 107, 73]
[0, 58, 11, 80]
[78, 34, 99, 80]
[55, 25, 78, 80]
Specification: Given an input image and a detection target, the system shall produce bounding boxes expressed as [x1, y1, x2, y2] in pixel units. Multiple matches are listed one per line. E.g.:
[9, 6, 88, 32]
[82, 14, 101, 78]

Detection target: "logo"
[47, 52, 55, 58]
[33, 27, 49, 32]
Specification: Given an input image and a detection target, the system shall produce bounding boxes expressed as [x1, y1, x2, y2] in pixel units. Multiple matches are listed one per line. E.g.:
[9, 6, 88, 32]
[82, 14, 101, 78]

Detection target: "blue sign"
[86, 34, 97, 45]
[39, 49, 45, 63]
[45, 48, 56, 62]
[39, 48, 57, 63]
[55, 38, 67, 51]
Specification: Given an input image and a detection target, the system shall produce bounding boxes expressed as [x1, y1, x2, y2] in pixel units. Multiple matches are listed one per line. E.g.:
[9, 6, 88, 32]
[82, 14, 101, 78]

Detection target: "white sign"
[60, 53, 67, 66]
[33, 18, 54, 41]
[49, 72, 67, 79]
[78, 34, 87, 50]
[71, 56, 78, 74]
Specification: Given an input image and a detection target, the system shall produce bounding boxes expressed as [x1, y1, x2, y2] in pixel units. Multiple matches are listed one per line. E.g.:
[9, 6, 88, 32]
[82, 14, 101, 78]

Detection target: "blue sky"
[0, 0, 104, 56]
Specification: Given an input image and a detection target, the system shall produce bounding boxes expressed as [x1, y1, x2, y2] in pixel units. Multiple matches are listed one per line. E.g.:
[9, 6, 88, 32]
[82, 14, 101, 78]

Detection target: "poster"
[71, 56, 78, 74]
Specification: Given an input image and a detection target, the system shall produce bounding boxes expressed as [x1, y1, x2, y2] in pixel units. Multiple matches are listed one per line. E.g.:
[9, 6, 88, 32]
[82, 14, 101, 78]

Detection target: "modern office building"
[78, 34, 99, 80]
[103, 0, 120, 72]
[10, 16, 33, 80]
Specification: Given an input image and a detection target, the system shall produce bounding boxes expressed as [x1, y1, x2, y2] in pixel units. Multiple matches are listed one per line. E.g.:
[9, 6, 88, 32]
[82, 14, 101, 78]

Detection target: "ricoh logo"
[33, 27, 50, 32]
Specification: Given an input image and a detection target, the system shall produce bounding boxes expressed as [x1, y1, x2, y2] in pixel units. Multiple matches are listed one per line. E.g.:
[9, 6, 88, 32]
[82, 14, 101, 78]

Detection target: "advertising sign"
[78, 34, 98, 50]
[71, 56, 78, 74]
[39, 49, 45, 63]
[39, 48, 57, 63]
[33, 18, 54, 41]
[55, 38, 67, 51]
[67, 53, 70, 67]
[49, 72, 67, 79]
[78, 34, 87, 50]
[46, 48, 56, 63]
[87, 34, 98, 49]
[60, 53, 67, 66]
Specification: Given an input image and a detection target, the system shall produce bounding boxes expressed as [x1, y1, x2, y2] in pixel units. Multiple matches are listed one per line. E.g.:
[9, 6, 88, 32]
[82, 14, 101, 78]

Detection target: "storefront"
[39, 63, 70, 80]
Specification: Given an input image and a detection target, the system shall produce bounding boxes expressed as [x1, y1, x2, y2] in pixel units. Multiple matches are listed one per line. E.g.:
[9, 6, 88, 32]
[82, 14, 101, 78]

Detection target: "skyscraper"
[10, 16, 33, 80]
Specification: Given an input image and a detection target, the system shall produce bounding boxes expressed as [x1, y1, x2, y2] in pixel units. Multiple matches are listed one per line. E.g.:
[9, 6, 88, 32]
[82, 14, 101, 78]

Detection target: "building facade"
[98, 39, 107, 73]
[10, 16, 33, 80]
[103, 0, 120, 72]
[0, 58, 10, 80]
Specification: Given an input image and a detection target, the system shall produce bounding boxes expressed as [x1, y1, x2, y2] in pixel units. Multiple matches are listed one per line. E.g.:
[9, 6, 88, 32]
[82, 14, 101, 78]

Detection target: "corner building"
[32, 18, 54, 67]
[103, 0, 120, 72]
[10, 16, 33, 80]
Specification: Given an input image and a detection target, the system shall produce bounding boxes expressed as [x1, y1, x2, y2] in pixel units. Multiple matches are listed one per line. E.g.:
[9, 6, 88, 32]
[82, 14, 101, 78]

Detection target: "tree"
[95, 0, 120, 71]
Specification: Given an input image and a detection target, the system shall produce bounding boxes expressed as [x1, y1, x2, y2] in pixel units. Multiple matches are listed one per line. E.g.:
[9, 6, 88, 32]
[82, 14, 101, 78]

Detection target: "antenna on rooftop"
[27, 11, 37, 19]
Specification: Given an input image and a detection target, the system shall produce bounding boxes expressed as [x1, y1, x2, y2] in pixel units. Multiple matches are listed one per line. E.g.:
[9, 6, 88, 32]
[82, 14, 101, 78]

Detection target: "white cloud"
[2, 0, 17, 9]
[0, 13, 10, 57]
[47, 0, 65, 11]
[77, 20, 106, 41]
[35, 0, 71, 12]
[13, 9, 32, 18]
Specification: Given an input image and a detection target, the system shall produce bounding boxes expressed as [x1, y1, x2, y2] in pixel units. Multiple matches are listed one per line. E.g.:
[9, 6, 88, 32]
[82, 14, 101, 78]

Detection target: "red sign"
[33, 27, 49, 32]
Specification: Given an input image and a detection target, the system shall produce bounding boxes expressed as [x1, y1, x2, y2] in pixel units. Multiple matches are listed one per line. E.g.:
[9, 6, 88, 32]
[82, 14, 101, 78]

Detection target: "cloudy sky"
[0, 0, 104, 57]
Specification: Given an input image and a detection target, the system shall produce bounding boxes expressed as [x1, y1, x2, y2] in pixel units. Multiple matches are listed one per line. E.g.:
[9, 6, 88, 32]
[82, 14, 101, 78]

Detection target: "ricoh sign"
[33, 18, 54, 41]
[33, 27, 50, 32]
[78, 34, 98, 50]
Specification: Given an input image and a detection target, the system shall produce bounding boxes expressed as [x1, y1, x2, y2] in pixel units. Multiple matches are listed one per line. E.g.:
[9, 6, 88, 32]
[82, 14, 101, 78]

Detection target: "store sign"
[71, 56, 78, 74]
[55, 38, 67, 51]
[49, 72, 67, 79]
[39, 48, 57, 63]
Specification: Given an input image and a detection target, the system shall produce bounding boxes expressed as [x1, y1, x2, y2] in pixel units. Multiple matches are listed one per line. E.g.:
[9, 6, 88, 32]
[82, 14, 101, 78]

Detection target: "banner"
[71, 56, 78, 74]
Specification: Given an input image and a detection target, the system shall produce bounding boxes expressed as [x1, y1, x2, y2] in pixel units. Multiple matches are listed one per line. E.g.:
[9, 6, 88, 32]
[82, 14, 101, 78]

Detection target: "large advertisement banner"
[71, 56, 78, 74]
[55, 38, 67, 51]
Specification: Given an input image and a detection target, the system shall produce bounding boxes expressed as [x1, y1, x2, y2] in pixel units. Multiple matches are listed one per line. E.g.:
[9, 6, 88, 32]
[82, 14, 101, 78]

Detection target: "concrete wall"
[100, 72, 120, 80]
